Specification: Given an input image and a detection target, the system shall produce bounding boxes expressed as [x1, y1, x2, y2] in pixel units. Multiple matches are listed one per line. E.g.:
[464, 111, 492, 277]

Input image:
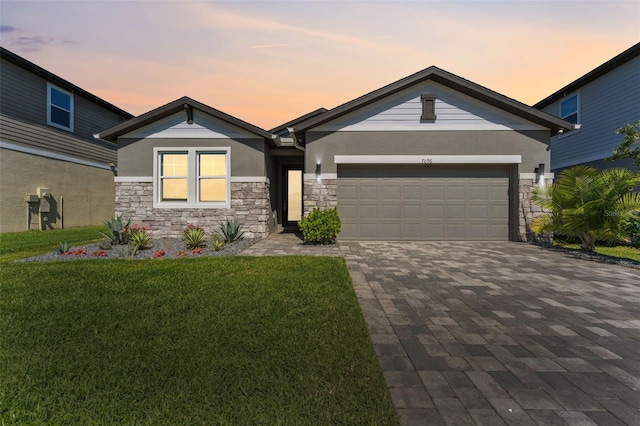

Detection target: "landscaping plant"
[57, 241, 72, 254]
[126, 224, 153, 250]
[182, 224, 207, 249]
[100, 215, 132, 245]
[531, 165, 640, 252]
[622, 211, 640, 248]
[219, 218, 244, 243]
[211, 234, 225, 251]
[298, 207, 341, 245]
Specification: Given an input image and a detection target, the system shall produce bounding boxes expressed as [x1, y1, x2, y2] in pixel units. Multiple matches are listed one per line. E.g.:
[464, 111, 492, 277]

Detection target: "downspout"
[287, 128, 305, 152]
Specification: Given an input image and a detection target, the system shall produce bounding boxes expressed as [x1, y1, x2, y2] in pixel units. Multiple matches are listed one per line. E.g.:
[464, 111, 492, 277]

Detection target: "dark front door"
[283, 167, 303, 227]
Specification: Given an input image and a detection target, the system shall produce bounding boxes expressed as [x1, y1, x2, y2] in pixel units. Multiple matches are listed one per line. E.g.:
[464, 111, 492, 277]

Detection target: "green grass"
[0, 226, 104, 262]
[0, 256, 398, 425]
[555, 242, 640, 262]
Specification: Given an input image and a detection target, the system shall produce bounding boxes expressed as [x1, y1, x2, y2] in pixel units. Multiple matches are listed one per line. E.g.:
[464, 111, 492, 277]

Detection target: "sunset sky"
[1, 1, 638, 129]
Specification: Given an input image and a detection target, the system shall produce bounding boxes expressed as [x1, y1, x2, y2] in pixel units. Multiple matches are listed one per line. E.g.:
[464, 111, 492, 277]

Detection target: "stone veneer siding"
[518, 178, 551, 243]
[304, 175, 548, 243]
[115, 181, 273, 239]
[303, 177, 337, 215]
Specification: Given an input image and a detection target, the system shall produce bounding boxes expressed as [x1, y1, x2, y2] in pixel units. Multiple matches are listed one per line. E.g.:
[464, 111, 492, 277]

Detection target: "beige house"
[0, 47, 133, 232]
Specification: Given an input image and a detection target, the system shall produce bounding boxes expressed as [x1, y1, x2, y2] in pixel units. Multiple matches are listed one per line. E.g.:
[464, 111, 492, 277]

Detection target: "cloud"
[0, 25, 19, 33]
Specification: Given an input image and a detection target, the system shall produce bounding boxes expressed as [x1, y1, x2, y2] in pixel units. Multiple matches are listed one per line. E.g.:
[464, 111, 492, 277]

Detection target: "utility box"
[37, 188, 51, 213]
[24, 194, 39, 203]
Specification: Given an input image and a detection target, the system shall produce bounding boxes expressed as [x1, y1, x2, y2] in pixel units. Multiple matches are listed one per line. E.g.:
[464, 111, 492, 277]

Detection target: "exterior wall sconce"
[535, 163, 546, 186]
[315, 162, 321, 182]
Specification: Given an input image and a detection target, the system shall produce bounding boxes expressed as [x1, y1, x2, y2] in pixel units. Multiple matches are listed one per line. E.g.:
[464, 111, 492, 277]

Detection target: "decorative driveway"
[243, 235, 640, 425]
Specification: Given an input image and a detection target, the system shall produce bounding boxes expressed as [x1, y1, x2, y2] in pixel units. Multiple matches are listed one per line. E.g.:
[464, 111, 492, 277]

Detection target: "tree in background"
[530, 166, 640, 252]
[608, 120, 640, 167]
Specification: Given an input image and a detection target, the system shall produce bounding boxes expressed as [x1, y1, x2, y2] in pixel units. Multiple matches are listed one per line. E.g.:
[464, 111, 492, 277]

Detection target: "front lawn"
[554, 242, 640, 262]
[0, 256, 397, 425]
[0, 226, 104, 262]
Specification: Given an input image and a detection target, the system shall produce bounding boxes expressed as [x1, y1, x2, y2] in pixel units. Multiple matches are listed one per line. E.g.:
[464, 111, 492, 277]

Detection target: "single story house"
[98, 66, 573, 241]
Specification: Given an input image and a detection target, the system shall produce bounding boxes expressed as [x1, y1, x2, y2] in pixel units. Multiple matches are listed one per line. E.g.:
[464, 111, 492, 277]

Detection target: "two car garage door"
[337, 165, 510, 241]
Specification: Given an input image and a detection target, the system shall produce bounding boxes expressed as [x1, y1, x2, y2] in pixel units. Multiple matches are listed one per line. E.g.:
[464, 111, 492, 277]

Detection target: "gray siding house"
[535, 42, 640, 172]
[0, 47, 133, 232]
[100, 66, 572, 242]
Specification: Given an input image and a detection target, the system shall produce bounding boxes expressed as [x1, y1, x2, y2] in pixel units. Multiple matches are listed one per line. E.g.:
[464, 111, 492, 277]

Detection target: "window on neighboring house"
[560, 94, 579, 125]
[155, 148, 229, 208]
[421, 94, 437, 121]
[47, 83, 74, 131]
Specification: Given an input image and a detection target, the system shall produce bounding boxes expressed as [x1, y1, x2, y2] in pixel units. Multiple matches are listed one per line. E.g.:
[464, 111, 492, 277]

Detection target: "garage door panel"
[337, 166, 509, 241]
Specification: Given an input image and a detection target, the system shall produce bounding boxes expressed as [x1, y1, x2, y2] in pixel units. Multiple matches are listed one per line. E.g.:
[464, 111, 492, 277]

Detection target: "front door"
[283, 167, 303, 227]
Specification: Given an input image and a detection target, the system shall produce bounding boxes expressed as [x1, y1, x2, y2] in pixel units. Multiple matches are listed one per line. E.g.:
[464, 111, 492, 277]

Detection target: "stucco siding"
[305, 130, 550, 174]
[117, 137, 267, 177]
[543, 56, 640, 170]
[313, 81, 547, 132]
[0, 148, 115, 232]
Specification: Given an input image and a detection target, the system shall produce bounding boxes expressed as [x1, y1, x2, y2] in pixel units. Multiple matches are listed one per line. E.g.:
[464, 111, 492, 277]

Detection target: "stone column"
[518, 178, 551, 244]
[303, 176, 337, 215]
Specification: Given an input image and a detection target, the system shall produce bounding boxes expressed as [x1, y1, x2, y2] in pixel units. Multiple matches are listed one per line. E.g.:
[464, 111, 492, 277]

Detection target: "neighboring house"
[0, 47, 133, 232]
[534, 42, 640, 173]
[99, 66, 572, 241]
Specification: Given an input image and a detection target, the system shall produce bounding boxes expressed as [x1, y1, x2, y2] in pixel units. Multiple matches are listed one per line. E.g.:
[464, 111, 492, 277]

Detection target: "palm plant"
[531, 166, 640, 252]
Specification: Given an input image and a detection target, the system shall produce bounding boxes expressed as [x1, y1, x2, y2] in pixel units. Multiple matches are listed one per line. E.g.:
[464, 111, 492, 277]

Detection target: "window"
[560, 94, 579, 124]
[154, 148, 229, 208]
[421, 94, 437, 121]
[47, 83, 74, 131]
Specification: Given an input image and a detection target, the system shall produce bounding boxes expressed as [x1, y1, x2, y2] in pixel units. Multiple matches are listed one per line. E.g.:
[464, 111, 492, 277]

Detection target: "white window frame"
[153, 147, 231, 209]
[47, 83, 74, 132]
[559, 93, 580, 125]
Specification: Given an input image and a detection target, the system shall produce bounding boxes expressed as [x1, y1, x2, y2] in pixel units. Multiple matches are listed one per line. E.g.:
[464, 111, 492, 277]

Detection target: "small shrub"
[68, 248, 87, 257]
[211, 234, 225, 251]
[623, 211, 640, 248]
[153, 249, 165, 258]
[219, 218, 244, 243]
[57, 241, 72, 254]
[298, 207, 341, 245]
[192, 247, 204, 255]
[92, 249, 108, 257]
[183, 224, 207, 250]
[175, 250, 187, 257]
[118, 245, 138, 258]
[127, 225, 152, 250]
[98, 239, 112, 250]
[100, 215, 132, 245]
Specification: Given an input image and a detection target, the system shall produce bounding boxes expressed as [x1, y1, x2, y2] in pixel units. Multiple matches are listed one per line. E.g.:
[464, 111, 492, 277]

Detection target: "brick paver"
[243, 234, 640, 425]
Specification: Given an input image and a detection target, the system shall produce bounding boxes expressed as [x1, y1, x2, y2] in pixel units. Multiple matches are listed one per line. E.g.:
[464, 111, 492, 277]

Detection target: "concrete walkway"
[242, 233, 640, 425]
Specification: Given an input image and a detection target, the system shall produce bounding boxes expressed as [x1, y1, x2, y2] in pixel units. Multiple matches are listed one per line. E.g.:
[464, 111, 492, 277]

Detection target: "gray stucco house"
[534, 42, 639, 173]
[0, 47, 134, 232]
[99, 66, 573, 241]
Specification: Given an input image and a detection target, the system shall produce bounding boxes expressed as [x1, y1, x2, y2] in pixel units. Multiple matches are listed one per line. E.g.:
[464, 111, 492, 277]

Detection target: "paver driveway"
[244, 236, 640, 425]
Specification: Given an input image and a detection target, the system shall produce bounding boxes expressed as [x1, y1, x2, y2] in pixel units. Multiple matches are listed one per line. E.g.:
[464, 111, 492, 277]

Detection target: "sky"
[0, 0, 638, 129]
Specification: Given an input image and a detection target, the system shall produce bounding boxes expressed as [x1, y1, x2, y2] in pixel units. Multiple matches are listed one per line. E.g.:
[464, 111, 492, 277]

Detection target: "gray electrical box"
[24, 194, 39, 203]
[37, 188, 51, 213]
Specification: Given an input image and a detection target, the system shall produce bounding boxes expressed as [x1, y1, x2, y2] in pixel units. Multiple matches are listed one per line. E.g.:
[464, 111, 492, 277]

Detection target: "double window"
[154, 148, 230, 208]
[47, 83, 74, 132]
[560, 94, 579, 125]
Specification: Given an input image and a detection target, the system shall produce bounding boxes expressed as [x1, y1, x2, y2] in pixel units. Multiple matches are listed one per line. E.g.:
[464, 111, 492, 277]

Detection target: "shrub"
[127, 227, 153, 250]
[219, 219, 244, 243]
[100, 215, 132, 245]
[57, 241, 72, 254]
[623, 211, 640, 248]
[183, 225, 207, 250]
[92, 249, 108, 257]
[298, 207, 341, 245]
[153, 249, 165, 258]
[211, 234, 225, 251]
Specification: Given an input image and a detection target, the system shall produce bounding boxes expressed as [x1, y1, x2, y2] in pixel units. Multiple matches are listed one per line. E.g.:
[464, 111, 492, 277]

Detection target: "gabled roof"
[291, 66, 574, 136]
[98, 96, 273, 141]
[270, 107, 327, 136]
[0, 47, 134, 119]
[535, 42, 640, 109]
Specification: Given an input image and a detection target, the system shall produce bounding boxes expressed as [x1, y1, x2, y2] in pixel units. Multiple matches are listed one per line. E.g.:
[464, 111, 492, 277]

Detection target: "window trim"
[559, 92, 579, 125]
[46, 83, 74, 132]
[153, 147, 231, 209]
[420, 94, 437, 121]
